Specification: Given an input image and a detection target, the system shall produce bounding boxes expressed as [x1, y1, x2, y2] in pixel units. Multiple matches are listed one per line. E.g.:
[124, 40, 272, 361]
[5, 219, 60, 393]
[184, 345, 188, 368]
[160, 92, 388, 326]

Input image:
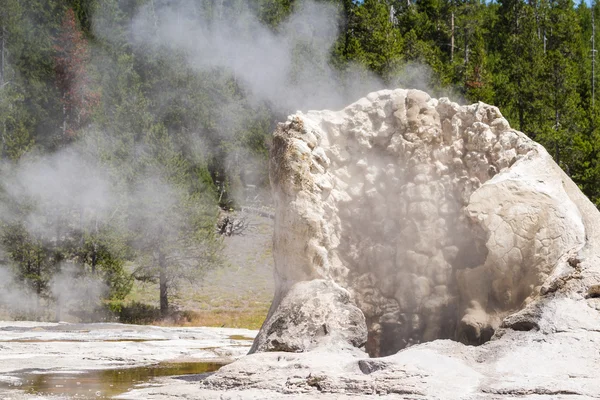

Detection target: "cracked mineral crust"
[252, 88, 589, 357]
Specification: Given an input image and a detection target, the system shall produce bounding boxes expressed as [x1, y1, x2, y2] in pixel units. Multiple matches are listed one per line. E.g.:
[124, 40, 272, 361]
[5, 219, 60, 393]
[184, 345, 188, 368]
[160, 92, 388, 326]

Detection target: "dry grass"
[121, 213, 274, 330]
[151, 308, 269, 330]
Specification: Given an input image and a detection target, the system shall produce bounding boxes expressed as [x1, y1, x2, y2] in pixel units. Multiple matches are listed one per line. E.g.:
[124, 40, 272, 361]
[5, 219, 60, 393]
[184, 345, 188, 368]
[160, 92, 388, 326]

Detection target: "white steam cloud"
[0, 148, 115, 320]
[0, 143, 209, 321]
[125, 0, 388, 112]
[0, 148, 114, 235]
[0, 0, 445, 321]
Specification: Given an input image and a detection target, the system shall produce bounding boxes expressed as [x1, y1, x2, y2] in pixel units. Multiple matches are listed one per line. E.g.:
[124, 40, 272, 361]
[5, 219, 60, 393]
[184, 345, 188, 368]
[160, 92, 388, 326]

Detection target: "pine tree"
[348, 0, 404, 79]
[537, 0, 585, 176]
[127, 126, 222, 317]
[493, 0, 545, 134]
[0, 0, 34, 160]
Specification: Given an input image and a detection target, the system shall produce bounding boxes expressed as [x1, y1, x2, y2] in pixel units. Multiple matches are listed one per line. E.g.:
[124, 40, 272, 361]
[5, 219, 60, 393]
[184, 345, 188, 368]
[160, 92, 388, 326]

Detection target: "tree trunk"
[517, 78, 524, 131]
[159, 250, 168, 317]
[55, 298, 62, 322]
[90, 215, 98, 274]
[62, 94, 67, 138]
[0, 24, 5, 85]
[593, 12, 596, 122]
[1, 25, 6, 152]
[463, 26, 469, 67]
[554, 106, 560, 165]
[534, 2, 540, 39]
[451, 12, 454, 62]
[35, 259, 42, 318]
[150, 0, 159, 29]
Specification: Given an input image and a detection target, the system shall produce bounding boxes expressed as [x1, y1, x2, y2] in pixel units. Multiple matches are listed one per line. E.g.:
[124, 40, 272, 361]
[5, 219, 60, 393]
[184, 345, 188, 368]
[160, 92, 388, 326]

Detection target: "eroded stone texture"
[250, 280, 367, 353]
[263, 89, 586, 357]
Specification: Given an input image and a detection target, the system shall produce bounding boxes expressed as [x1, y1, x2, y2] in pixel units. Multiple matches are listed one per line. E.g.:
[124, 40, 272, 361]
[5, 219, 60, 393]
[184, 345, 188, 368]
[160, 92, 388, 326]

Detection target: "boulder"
[249, 279, 367, 353]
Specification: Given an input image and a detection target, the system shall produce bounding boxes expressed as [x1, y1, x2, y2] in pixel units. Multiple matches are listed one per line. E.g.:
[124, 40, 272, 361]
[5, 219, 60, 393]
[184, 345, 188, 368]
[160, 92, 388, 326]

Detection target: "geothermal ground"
[3, 90, 600, 400]
[0, 321, 256, 399]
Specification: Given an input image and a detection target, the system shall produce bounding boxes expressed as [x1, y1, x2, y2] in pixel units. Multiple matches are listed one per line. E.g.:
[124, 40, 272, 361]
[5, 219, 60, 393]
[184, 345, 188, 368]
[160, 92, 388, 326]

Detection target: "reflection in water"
[3, 362, 226, 399]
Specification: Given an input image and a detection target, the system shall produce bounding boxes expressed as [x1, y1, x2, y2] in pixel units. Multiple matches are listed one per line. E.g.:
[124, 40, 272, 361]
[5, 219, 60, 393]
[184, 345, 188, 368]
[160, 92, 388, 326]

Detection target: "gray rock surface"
[195, 327, 600, 399]
[250, 279, 367, 353]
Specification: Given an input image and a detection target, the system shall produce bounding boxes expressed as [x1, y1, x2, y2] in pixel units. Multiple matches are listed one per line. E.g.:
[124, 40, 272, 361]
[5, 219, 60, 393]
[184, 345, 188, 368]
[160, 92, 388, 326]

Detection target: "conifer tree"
[493, 0, 545, 134]
[349, 0, 404, 79]
[536, 0, 585, 176]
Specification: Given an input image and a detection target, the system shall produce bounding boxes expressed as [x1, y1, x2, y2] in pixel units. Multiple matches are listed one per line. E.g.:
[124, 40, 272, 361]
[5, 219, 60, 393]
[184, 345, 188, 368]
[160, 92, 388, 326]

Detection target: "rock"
[357, 359, 392, 374]
[264, 88, 594, 356]
[193, 89, 600, 399]
[250, 280, 367, 353]
[588, 284, 600, 298]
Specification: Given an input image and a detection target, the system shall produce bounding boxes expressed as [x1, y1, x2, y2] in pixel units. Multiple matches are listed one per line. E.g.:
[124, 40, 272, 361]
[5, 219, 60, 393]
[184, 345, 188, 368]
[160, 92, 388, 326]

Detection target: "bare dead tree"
[217, 214, 250, 236]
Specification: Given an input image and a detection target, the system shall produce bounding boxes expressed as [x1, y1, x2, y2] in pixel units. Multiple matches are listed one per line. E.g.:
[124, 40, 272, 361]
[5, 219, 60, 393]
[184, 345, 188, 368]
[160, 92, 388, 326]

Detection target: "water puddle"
[1, 361, 227, 399]
[228, 334, 254, 341]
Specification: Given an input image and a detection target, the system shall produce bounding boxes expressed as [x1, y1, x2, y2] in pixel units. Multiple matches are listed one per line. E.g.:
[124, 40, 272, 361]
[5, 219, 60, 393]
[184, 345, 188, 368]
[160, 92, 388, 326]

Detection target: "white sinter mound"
[196, 89, 600, 399]
[254, 88, 588, 356]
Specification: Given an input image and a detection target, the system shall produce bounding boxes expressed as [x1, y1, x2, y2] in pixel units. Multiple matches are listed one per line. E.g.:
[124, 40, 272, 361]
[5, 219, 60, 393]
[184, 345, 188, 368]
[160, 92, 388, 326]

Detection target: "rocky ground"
[195, 297, 600, 399]
[103, 296, 600, 400]
[0, 321, 257, 399]
[0, 297, 583, 400]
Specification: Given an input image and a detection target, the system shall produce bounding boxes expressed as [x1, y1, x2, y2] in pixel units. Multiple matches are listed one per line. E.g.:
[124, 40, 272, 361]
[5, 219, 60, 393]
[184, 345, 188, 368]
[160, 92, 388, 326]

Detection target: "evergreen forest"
[0, 0, 598, 322]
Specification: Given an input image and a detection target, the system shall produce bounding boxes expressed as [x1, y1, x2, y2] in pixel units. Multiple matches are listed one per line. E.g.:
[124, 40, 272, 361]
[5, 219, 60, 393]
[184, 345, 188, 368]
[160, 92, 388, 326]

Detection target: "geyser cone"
[253, 88, 586, 357]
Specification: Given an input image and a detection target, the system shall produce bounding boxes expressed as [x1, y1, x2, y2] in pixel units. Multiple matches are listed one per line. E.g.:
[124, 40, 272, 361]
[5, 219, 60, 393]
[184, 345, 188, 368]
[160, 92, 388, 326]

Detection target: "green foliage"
[4, 0, 600, 322]
[0, 222, 61, 300]
[255, 0, 295, 27]
[347, 0, 404, 79]
[117, 301, 161, 324]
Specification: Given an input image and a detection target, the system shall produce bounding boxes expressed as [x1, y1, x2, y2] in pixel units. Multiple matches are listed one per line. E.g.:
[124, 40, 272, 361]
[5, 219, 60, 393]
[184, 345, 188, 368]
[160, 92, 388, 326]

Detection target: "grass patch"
[118, 302, 162, 324]
[116, 301, 268, 329]
[151, 308, 268, 330]
[116, 213, 273, 330]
